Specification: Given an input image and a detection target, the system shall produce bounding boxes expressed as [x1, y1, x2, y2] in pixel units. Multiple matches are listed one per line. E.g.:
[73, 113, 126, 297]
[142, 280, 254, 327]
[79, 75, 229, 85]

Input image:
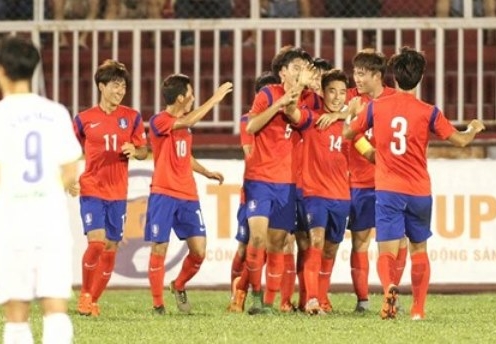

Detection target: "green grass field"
[3, 289, 496, 343]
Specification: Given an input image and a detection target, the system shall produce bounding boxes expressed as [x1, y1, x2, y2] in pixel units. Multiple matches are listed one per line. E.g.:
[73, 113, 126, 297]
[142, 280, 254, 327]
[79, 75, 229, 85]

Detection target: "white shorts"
[0, 245, 73, 304]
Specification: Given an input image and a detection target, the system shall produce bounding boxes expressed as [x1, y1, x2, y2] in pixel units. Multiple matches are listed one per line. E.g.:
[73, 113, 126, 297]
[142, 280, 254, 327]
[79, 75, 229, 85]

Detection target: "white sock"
[3, 322, 34, 344]
[43, 313, 73, 344]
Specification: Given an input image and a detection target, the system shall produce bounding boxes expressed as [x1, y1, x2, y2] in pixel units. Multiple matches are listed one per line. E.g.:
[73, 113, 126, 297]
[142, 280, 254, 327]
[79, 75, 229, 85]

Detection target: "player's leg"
[279, 233, 296, 312]
[394, 237, 408, 286]
[40, 298, 73, 344]
[294, 230, 309, 312]
[2, 301, 33, 344]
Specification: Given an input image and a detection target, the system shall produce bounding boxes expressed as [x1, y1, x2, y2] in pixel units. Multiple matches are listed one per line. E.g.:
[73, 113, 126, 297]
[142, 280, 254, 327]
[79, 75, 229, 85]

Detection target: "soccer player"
[244, 46, 315, 314]
[73, 59, 148, 316]
[300, 69, 351, 315]
[0, 36, 81, 344]
[346, 49, 408, 313]
[228, 71, 278, 313]
[146, 74, 232, 314]
[343, 46, 485, 320]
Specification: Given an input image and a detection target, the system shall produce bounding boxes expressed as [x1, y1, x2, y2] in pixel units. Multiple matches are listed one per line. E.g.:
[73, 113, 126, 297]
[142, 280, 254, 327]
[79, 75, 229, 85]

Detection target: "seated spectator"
[175, 0, 232, 46]
[53, 0, 100, 48]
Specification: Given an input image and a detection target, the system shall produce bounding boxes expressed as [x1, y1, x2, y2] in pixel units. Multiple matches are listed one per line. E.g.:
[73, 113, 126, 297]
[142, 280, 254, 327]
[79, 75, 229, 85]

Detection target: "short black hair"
[254, 71, 278, 93]
[271, 45, 312, 82]
[313, 57, 333, 72]
[352, 49, 387, 79]
[161, 73, 191, 105]
[321, 69, 349, 91]
[388, 46, 426, 91]
[0, 35, 40, 81]
[94, 59, 130, 88]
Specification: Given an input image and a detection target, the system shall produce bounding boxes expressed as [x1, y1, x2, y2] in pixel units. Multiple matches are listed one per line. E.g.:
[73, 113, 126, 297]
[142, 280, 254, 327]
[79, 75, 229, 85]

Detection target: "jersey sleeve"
[429, 107, 457, 140]
[58, 107, 82, 165]
[240, 115, 253, 146]
[149, 113, 175, 137]
[131, 113, 147, 147]
[250, 87, 271, 115]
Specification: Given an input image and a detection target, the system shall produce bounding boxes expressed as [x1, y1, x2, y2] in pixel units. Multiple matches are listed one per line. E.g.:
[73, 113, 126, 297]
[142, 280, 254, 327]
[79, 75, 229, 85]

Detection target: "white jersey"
[0, 93, 81, 248]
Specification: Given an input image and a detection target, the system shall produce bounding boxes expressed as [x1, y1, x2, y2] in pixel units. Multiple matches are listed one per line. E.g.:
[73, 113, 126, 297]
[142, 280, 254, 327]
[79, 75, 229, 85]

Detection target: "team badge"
[84, 213, 93, 226]
[152, 224, 159, 237]
[118, 117, 128, 129]
[238, 225, 245, 236]
[306, 213, 313, 226]
[248, 200, 257, 212]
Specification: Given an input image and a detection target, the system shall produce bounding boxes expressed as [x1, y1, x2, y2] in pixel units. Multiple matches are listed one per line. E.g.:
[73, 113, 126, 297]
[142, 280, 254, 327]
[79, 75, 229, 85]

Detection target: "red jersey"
[301, 111, 350, 200]
[74, 105, 146, 200]
[244, 84, 312, 184]
[346, 86, 396, 188]
[148, 111, 198, 201]
[240, 113, 254, 148]
[351, 92, 456, 196]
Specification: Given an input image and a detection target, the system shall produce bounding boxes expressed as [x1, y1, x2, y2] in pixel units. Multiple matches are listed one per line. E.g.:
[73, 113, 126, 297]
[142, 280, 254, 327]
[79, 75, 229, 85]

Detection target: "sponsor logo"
[89, 122, 100, 128]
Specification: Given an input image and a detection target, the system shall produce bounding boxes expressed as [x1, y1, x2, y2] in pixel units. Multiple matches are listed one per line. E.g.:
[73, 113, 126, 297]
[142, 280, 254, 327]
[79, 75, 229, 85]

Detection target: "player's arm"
[447, 120, 485, 147]
[191, 157, 224, 185]
[242, 144, 252, 158]
[173, 82, 233, 130]
[61, 160, 79, 191]
[355, 137, 375, 163]
[121, 143, 148, 160]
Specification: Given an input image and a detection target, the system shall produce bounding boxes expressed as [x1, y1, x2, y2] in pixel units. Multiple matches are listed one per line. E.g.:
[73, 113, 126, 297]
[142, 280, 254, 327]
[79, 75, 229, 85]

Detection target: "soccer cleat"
[90, 303, 100, 317]
[247, 291, 264, 315]
[227, 289, 247, 313]
[77, 292, 92, 316]
[320, 301, 333, 314]
[380, 284, 399, 320]
[152, 305, 166, 315]
[279, 301, 297, 313]
[411, 313, 424, 321]
[305, 298, 324, 316]
[259, 304, 279, 315]
[170, 280, 192, 314]
[354, 300, 370, 313]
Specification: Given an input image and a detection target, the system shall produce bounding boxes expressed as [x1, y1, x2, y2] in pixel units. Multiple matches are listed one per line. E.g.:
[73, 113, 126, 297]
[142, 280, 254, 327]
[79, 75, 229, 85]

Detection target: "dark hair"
[313, 57, 333, 72]
[271, 45, 312, 82]
[0, 36, 40, 81]
[161, 73, 191, 105]
[94, 59, 130, 88]
[254, 71, 278, 93]
[321, 69, 349, 91]
[388, 46, 426, 91]
[352, 48, 387, 79]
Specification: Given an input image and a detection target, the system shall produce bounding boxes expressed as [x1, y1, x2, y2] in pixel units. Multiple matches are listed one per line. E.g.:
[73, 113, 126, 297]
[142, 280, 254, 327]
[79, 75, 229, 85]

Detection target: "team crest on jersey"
[248, 200, 257, 212]
[238, 225, 245, 236]
[306, 213, 313, 226]
[84, 213, 93, 226]
[152, 224, 159, 237]
[118, 117, 128, 129]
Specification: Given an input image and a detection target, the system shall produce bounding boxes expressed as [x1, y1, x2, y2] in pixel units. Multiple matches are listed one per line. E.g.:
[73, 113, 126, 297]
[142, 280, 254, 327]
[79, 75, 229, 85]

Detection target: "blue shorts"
[244, 180, 296, 232]
[348, 187, 375, 231]
[235, 203, 250, 245]
[375, 190, 433, 243]
[144, 193, 206, 243]
[304, 196, 350, 243]
[80, 196, 127, 241]
[295, 187, 308, 232]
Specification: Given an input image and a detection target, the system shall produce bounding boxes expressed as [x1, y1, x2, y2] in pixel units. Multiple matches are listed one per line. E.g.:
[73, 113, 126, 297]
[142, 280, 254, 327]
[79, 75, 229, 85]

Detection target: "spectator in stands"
[175, 0, 232, 46]
[436, 0, 495, 44]
[0, 0, 33, 20]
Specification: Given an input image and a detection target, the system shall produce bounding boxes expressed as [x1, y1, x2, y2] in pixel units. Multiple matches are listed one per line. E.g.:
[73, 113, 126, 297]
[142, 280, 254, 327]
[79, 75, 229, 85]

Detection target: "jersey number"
[176, 140, 187, 157]
[24, 131, 43, 183]
[329, 135, 342, 152]
[390, 116, 407, 155]
[104, 134, 117, 151]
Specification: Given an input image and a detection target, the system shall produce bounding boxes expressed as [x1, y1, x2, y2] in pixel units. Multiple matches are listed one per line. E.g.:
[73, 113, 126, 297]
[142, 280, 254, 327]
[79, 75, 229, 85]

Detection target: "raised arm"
[447, 120, 485, 147]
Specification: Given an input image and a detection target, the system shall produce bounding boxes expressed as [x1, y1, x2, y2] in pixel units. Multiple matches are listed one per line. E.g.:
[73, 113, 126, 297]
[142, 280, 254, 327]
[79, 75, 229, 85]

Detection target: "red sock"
[318, 257, 334, 305]
[236, 266, 249, 292]
[410, 252, 430, 316]
[230, 251, 245, 284]
[81, 241, 105, 294]
[303, 247, 322, 300]
[376, 252, 396, 293]
[394, 246, 408, 285]
[174, 253, 204, 291]
[148, 253, 165, 307]
[245, 245, 265, 292]
[280, 253, 296, 306]
[90, 250, 116, 302]
[296, 248, 307, 307]
[264, 252, 284, 305]
[350, 251, 369, 301]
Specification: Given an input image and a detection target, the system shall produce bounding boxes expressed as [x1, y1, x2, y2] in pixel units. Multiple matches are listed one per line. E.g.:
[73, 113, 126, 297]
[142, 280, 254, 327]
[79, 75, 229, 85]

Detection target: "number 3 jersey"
[148, 111, 198, 201]
[350, 92, 456, 196]
[74, 105, 147, 200]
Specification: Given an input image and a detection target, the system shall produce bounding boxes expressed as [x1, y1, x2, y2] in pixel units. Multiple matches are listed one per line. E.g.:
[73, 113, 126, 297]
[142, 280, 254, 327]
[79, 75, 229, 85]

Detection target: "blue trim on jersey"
[74, 116, 85, 137]
[240, 114, 249, 123]
[149, 114, 163, 137]
[261, 86, 273, 107]
[313, 92, 320, 110]
[429, 106, 439, 133]
[298, 108, 313, 131]
[132, 113, 142, 130]
[366, 102, 374, 128]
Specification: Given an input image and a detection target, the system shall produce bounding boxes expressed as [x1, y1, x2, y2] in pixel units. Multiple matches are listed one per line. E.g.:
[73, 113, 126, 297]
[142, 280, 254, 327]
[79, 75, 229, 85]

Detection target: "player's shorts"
[80, 196, 127, 242]
[295, 187, 308, 232]
[244, 180, 296, 232]
[375, 190, 433, 243]
[144, 193, 206, 243]
[348, 187, 375, 231]
[0, 245, 73, 304]
[304, 196, 351, 243]
[235, 203, 250, 245]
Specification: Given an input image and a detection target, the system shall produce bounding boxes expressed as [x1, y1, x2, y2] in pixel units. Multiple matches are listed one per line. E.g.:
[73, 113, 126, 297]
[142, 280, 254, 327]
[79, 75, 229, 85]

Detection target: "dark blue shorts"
[244, 180, 296, 232]
[295, 187, 308, 232]
[348, 187, 375, 231]
[375, 190, 433, 243]
[304, 196, 350, 243]
[80, 196, 127, 241]
[235, 203, 249, 245]
[144, 193, 206, 243]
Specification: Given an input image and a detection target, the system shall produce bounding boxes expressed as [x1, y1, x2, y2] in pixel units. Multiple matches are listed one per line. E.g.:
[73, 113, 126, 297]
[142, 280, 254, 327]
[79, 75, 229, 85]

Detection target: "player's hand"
[348, 96, 365, 116]
[316, 113, 340, 130]
[205, 171, 224, 185]
[297, 63, 318, 88]
[68, 182, 80, 197]
[279, 86, 300, 108]
[468, 120, 485, 133]
[121, 142, 136, 158]
[212, 82, 233, 103]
